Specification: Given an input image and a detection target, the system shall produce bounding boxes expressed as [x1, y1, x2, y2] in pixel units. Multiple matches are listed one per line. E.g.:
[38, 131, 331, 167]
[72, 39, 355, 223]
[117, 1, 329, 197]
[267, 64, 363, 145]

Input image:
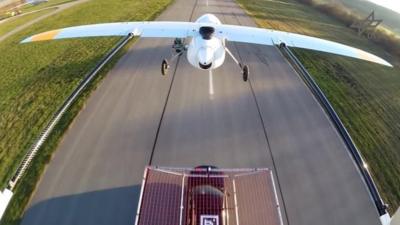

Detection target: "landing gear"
[173, 38, 185, 53]
[242, 65, 249, 82]
[161, 38, 186, 76]
[225, 46, 249, 82]
[161, 59, 169, 76]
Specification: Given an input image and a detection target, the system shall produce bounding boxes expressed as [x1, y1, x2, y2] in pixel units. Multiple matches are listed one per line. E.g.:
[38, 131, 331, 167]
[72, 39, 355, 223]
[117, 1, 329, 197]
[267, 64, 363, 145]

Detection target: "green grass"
[0, 0, 174, 223]
[0, 8, 56, 37]
[0, 0, 173, 198]
[236, 0, 400, 214]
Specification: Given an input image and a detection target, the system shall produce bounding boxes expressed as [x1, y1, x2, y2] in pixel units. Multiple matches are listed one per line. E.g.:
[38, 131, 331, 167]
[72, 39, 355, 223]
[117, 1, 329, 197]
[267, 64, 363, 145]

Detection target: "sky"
[366, 0, 400, 14]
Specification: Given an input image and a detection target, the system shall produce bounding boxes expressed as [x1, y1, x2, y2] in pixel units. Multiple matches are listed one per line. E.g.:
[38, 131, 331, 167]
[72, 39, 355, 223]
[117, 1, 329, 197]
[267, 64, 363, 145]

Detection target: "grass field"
[0, 8, 56, 36]
[236, 0, 400, 214]
[0, 0, 173, 210]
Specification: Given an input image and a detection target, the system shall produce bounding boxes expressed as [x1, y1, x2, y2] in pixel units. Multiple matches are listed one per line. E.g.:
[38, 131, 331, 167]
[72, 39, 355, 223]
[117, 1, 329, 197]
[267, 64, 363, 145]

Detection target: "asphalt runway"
[21, 0, 381, 224]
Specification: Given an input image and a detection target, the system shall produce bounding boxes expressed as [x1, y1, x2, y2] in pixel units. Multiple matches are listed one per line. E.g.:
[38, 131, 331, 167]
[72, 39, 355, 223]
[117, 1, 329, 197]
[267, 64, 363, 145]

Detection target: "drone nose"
[199, 62, 212, 70]
[197, 47, 214, 67]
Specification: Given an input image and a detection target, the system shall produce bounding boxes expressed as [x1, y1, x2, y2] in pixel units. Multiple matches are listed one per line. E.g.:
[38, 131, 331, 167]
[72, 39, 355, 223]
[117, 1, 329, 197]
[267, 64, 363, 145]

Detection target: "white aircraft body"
[21, 14, 392, 81]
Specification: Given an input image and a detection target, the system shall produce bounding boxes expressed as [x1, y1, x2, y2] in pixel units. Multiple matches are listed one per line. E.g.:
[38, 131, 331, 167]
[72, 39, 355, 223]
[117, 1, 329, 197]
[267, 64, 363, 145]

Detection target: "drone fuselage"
[187, 14, 226, 70]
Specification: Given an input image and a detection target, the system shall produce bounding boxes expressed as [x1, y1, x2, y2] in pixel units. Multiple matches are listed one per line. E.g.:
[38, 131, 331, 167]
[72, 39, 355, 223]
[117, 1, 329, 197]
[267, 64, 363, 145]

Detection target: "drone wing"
[21, 21, 392, 67]
[21, 22, 197, 43]
[215, 24, 392, 67]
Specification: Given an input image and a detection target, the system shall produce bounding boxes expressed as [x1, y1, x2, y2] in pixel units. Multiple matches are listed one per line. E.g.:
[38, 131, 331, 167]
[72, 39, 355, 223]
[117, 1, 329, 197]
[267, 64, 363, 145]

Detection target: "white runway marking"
[209, 70, 214, 99]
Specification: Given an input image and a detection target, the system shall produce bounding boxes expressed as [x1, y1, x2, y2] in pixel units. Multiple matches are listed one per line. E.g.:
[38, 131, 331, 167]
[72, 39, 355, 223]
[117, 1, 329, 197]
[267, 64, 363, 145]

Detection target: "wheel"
[194, 165, 219, 174]
[195, 165, 218, 170]
[242, 65, 249, 82]
[161, 59, 169, 76]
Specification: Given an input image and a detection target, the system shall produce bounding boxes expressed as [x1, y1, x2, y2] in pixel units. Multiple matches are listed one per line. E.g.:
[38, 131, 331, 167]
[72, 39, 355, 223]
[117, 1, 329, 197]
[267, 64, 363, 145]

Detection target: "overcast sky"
[366, 0, 400, 14]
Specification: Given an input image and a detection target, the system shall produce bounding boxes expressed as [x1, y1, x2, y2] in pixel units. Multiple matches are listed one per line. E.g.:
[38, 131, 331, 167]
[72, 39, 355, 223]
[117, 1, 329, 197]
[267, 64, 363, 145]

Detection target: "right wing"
[215, 24, 392, 67]
[21, 22, 198, 43]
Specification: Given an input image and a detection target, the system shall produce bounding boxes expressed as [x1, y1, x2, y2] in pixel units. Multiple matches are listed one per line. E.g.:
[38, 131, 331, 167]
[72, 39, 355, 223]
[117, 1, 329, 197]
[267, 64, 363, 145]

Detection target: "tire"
[161, 59, 169, 76]
[242, 65, 249, 82]
[195, 165, 218, 170]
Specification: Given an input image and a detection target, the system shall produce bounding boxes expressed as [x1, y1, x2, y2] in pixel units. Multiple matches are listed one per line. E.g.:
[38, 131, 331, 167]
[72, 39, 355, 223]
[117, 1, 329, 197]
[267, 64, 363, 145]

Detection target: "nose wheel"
[242, 65, 249, 82]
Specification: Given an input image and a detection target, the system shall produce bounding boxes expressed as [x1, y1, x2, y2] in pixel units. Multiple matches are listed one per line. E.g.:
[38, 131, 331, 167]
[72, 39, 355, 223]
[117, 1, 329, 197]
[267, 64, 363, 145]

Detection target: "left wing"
[21, 22, 198, 43]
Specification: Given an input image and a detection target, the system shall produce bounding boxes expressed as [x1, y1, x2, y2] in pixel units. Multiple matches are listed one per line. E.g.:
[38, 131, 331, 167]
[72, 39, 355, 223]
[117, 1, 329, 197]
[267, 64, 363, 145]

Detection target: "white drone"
[22, 14, 392, 82]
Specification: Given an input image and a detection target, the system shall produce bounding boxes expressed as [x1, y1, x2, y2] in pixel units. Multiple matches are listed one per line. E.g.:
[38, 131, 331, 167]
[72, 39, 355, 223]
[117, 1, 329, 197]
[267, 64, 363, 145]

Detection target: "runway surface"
[21, 0, 381, 224]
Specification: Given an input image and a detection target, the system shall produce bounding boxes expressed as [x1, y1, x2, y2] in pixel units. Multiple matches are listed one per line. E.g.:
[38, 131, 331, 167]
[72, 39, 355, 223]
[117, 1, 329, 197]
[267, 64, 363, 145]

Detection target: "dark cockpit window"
[199, 62, 212, 70]
[199, 26, 215, 40]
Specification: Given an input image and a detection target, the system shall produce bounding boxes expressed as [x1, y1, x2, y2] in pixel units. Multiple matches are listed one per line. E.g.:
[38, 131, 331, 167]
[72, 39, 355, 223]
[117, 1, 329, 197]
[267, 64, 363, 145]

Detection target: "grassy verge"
[0, 8, 56, 37]
[0, 0, 173, 222]
[236, 0, 400, 213]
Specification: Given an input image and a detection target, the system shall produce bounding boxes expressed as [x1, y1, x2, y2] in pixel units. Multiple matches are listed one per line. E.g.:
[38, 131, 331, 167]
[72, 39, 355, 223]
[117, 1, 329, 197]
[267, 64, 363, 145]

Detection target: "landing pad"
[135, 167, 283, 225]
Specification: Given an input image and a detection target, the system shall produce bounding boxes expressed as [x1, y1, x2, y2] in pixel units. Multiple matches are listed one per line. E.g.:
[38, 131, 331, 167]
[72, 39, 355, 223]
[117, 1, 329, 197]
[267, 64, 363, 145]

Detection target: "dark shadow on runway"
[22, 185, 140, 225]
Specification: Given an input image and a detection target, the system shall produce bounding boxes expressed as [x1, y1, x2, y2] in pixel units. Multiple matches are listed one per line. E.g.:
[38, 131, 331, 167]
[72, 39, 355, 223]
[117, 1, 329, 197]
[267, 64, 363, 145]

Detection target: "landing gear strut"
[225, 46, 249, 82]
[161, 38, 187, 76]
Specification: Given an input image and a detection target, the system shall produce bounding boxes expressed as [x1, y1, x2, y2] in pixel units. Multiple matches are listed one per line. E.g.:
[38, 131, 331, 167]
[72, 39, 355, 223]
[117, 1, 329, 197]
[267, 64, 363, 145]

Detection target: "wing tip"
[357, 50, 393, 68]
[374, 58, 393, 67]
[382, 61, 393, 68]
[20, 37, 32, 43]
[20, 29, 61, 44]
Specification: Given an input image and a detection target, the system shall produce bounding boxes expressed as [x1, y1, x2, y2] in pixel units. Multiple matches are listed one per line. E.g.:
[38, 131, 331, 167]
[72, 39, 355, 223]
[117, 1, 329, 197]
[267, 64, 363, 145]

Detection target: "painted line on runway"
[209, 70, 214, 99]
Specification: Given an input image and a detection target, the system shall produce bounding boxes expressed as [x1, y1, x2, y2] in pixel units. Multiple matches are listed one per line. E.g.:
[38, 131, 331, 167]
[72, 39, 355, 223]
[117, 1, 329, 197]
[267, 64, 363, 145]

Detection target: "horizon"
[366, 0, 400, 15]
